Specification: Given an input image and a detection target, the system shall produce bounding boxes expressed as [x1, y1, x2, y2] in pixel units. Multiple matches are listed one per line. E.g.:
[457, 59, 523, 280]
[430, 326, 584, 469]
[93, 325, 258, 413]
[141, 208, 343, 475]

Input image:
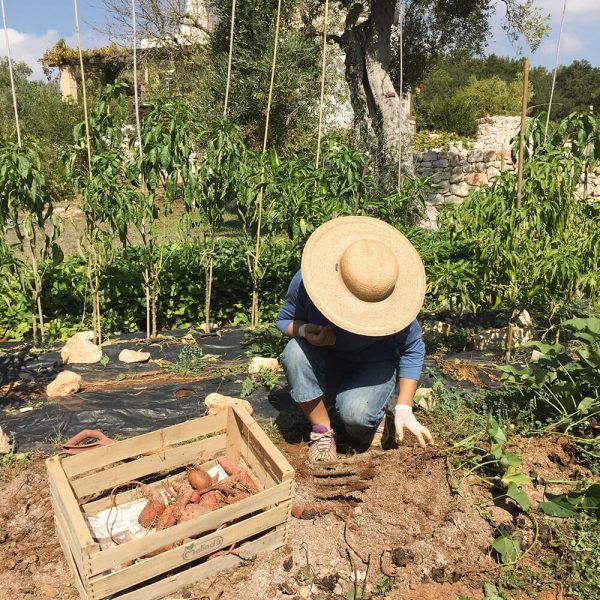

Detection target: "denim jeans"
[280, 338, 397, 440]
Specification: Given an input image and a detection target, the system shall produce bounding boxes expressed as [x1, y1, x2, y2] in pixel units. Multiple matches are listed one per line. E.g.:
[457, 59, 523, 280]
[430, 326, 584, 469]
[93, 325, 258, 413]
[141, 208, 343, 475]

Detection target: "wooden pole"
[516, 57, 529, 210]
[397, 2, 404, 188]
[1, 0, 21, 147]
[315, 0, 329, 169]
[545, 0, 567, 143]
[130, 0, 151, 340]
[251, 0, 282, 327]
[73, 0, 92, 174]
[223, 0, 237, 117]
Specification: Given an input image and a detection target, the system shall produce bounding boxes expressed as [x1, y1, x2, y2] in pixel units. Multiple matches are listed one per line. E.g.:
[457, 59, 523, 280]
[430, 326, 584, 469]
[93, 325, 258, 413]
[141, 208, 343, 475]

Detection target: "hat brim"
[301, 216, 426, 336]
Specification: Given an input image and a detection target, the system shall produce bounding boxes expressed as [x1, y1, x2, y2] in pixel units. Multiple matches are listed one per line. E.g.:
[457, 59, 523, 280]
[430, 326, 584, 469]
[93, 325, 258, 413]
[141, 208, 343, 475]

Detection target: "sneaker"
[308, 427, 337, 462]
[370, 416, 386, 449]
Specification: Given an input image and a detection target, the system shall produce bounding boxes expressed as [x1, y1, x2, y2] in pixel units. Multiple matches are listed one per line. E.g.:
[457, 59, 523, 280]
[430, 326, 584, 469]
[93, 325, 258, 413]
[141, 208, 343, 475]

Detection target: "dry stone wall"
[414, 115, 600, 228]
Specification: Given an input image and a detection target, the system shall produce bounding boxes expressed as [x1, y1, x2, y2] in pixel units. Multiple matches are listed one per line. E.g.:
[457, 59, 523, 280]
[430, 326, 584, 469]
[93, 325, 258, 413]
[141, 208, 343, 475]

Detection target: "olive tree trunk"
[340, 0, 412, 188]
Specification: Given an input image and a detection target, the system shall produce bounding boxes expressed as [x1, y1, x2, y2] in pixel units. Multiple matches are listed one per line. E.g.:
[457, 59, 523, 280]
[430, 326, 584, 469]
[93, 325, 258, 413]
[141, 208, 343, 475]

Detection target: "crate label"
[182, 536, 224, 560]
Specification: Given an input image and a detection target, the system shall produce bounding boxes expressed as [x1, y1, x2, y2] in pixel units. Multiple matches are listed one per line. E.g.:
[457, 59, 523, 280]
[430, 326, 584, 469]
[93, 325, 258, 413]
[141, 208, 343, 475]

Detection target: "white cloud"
[0, 28, 60, 79]
[542, 0, 600, 23]
[0, 27, 106, 80]
[541, 30, 585, 55]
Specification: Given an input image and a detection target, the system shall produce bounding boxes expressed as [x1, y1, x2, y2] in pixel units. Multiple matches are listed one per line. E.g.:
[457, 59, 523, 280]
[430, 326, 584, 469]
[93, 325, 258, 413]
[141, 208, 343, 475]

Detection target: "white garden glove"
[394, 404, 433, 449]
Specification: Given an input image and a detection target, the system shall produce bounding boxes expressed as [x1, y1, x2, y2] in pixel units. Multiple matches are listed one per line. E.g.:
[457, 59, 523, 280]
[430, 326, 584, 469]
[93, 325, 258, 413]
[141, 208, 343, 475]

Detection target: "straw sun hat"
[301, 216, 426, 337]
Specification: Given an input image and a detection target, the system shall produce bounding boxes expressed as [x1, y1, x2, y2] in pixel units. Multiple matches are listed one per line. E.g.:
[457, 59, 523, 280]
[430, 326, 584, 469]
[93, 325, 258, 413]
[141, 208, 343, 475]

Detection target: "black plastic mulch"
[0, 328, 499, 452]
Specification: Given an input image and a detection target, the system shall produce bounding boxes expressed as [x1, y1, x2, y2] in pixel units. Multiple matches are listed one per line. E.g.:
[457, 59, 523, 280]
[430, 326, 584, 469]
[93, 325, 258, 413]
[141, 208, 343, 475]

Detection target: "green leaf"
[483, 582, 504, 600]
[100, 354, 110, 367]
[499, 452, 522, 469]
[501, 466, 530, 487]
[492, 534, 521, 564]
[506, 482, 530, 511]
[240, 377, 254, 398]
[538, 499, 578, 518]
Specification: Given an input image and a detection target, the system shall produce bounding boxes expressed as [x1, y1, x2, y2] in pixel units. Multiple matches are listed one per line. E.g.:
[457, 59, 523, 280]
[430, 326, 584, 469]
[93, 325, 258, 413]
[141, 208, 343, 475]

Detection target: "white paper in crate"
[86, 464, 228, 541]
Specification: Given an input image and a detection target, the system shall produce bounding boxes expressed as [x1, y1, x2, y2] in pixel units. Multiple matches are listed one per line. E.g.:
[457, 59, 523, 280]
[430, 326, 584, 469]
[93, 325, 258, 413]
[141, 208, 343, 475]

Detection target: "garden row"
[0, 84, 599, 347]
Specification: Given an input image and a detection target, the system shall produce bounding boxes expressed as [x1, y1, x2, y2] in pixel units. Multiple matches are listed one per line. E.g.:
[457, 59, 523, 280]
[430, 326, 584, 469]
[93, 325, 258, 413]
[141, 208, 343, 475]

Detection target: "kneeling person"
[276, 216, 432, 462]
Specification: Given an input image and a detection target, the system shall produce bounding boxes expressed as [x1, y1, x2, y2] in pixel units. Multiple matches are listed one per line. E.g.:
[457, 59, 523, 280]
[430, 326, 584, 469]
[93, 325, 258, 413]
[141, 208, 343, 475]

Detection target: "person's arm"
[276, 272, 335, 346]
[394, 321, 432, 448]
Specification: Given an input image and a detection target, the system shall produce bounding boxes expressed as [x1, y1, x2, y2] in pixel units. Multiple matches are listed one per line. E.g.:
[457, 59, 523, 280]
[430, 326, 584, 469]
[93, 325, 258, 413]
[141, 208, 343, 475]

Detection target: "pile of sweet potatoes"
[135, 457, 258, 558]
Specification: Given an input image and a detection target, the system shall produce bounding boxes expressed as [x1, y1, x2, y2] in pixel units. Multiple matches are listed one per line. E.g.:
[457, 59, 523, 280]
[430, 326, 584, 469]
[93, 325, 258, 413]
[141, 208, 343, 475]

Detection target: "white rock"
[248, 357, 280, 375]
[0, 426, 11, 454]
[61, 331, 102, 364]
[118, 349, 151, 364]
[204, 393, 253, 415]
[298, 586, 311, 599]
[46, 371, 83, 398]
[415, 387, 434, 411]
[515, 309, 533, 328]
[531, 349, 543, 362]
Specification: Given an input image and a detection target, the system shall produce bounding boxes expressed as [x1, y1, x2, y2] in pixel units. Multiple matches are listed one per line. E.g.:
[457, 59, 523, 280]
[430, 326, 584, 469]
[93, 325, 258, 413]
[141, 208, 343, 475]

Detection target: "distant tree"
[1, 58, 82, 198]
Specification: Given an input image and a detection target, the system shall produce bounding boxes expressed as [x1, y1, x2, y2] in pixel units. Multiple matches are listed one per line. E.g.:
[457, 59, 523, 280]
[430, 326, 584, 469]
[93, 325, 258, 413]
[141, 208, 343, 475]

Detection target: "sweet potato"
[173, 481, 194, 522]
[155, 504, 177, 530]
[199, 490, 223, 510]
[138, 485, 166, 529]
[217, 457, 258, 493]
[179, 503, 212, 522]
[187, 468, 212, 491]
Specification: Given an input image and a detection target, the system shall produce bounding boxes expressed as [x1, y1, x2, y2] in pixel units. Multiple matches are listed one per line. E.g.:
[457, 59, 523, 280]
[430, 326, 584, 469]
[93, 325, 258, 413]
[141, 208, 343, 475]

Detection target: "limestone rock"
[531, 349, 543, 362]
[248, 356, 280, 374]
[449, 172, 464, 184]
[47, 370, 83, 398]
[471, 326, 533, 352]
[204, 393, 253, 416]
[415, 387, 434, 412]
[0, 426, 11, 454]
[465, 172, 488, 186]
[450, 182, 470, 197]
[118, 349, 151, 364]
[422, 321, 452, 336]
[61, 331, 102, 364]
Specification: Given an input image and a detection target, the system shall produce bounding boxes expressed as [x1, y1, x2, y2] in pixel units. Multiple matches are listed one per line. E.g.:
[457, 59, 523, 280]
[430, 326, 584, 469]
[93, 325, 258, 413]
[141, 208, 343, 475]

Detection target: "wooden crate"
[46, 405, 295, 600]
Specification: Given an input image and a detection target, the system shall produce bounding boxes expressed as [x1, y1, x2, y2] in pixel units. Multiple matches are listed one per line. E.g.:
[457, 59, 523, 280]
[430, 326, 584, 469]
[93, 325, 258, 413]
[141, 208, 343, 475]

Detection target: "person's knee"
[281, 337, 323, 374]
[337, 402, 380, 430]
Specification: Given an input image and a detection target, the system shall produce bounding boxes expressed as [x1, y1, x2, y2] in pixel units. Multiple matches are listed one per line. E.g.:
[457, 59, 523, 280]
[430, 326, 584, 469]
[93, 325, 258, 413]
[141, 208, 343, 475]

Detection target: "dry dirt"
[0, 435, 592, 600]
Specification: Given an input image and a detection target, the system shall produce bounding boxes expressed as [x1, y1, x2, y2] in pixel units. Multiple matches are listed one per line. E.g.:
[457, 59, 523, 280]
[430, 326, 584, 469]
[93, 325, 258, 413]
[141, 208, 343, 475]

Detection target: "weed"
[374, 575, 397, 596]
[48, 428, 67, 447]
[164, 345, 217, 377]
[240, 367, 280, 398]
[262, 420, 282, 444]
[243, 324, 287, 359]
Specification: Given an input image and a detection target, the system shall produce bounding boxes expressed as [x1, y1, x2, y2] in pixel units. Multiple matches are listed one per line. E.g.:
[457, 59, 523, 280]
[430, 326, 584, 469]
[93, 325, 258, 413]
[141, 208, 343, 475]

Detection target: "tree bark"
[341, 0, 412, 188]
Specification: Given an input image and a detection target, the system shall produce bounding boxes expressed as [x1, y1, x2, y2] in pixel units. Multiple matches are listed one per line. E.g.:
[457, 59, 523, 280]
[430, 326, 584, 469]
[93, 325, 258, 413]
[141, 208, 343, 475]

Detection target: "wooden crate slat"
[71, 434, 226, 499]
[88, 479, 293, 575]
[47, 456, 97, 550]
[229, 405, 294, 481]
[82, 459, 218, 515]
[51, 493, 86, 582]
[91, 501, 290, 598]
[62, 412, 227, 479]
[240, 438, 278, 489]
[54, 516, 89, 600]
[112, 529, 286, 600]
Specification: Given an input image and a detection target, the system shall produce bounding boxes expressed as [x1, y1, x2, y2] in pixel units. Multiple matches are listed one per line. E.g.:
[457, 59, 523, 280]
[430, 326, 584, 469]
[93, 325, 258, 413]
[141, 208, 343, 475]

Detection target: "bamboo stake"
[223, 0, 237, 117]
[1, 0, 21, 147]
[73, 0, 92, 174]
[74, 0, 103, 345]
[397, 2, 404, 188]
[544, 0, 567, 144]
[507, 57, 529, 361]
[250, 0, 283, 328]
[130, 0, 151, 339]
[315, 0, 329, 169]
[516, 57, 529, 210]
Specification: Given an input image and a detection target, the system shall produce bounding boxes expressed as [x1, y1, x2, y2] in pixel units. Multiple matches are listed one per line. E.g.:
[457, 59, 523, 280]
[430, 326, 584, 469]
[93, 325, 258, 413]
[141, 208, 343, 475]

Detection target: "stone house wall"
[415, 115, 600, 227]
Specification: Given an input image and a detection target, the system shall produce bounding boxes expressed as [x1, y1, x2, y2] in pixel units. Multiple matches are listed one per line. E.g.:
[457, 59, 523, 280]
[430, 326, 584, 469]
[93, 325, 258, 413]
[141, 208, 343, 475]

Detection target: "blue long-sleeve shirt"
[276, 270, 425, 380]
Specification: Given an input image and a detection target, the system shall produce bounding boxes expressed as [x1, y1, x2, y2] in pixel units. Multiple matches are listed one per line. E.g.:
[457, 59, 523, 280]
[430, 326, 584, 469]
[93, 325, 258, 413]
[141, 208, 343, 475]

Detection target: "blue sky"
[1, 0, 600, 79]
